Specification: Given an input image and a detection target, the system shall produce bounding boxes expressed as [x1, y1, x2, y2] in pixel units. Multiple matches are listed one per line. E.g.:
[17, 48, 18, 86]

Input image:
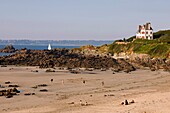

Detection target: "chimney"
[139, 25, 142, 32]
[147, 23, 151, 30]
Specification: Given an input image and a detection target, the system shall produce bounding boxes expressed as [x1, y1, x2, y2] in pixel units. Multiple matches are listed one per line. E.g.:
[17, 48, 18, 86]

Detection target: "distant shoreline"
[0, 40, 114, 46]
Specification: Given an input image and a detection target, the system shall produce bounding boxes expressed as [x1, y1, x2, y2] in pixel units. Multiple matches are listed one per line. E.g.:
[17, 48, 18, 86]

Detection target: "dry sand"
[0, 66, 170, 113]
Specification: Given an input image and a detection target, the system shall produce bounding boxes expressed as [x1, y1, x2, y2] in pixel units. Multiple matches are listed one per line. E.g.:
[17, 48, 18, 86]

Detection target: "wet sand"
[0, 66, 170, 113]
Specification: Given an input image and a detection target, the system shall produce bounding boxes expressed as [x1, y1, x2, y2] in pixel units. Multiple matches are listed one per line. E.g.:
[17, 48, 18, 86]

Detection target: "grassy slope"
[109, 30, 170, 58]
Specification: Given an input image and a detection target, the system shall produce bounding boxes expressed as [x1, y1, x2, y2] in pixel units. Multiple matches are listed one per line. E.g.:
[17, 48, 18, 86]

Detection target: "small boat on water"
[48, 44, 52, 50]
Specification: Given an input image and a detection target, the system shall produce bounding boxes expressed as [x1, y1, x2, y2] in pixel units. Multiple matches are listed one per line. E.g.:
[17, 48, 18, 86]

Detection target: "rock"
[68, 102, 74, 104]
[31, 70, 38, 72]
[6, 94, 13, 98]
[101, 68, 107, 71]
[83, 80, 86, 84]
[31, 86, 38, 89]
[13, 88, 20, 93]
[70, 70, 80, 74]
[40, 89, 48, 92]
[8, 85, 19, 87]
[37, 84, 48, 87]
[0, 88, 20, 98]
[24, 93, 35, 96]
[46, 69, 55, 72]
[5, 81, 11, 84]
[0, 49, 136, 71]
[24, 93, 31, 96]
[0, 45, 15, 53]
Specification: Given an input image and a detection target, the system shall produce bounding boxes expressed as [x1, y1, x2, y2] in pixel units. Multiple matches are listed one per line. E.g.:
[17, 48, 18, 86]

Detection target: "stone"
[40, 89, 48, 92]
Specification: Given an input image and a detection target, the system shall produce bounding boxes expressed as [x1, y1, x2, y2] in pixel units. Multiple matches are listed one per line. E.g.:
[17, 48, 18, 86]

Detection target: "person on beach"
[102, 81, 104, 86]
[62, 80, 64, 85]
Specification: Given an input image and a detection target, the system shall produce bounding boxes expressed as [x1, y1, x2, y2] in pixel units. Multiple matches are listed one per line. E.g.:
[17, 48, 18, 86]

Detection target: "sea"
[0, 45, 80, 57]
[0, 40, 114, 56]
[0, 45, 80, 50]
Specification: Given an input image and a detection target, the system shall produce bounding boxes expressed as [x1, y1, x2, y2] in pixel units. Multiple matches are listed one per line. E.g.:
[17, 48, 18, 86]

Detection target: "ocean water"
[0, 45, 80, 56]
[0, 45, 80, 50]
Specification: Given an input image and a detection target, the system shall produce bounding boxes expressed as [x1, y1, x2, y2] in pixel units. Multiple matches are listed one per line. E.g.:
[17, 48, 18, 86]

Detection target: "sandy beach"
[0, 66, 170, 113]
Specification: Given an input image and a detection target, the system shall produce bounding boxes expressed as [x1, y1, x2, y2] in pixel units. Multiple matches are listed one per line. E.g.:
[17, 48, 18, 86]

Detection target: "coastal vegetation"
[109, 30, 170, 58]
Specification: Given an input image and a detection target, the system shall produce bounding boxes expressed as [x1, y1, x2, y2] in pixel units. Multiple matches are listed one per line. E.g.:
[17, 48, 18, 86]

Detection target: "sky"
[0, 0, 170, 40]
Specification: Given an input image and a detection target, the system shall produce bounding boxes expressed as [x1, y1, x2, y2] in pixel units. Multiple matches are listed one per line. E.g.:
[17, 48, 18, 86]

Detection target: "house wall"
[145, 30, 153, 40]
[136, 23, 153, 40]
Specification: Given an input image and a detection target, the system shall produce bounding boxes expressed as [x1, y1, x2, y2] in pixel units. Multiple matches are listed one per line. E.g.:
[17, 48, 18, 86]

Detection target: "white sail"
[48, 44, 51, 50]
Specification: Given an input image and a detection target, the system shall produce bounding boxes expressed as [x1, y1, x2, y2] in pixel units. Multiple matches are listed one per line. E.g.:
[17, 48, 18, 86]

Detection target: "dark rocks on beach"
[8, 84, 19, 87]
[31, 70, 38, 72]
[5, 81, 11, 84]
[0, 88, 20, 98]
[40, 89, 48, 92]
[37, 84, 48, 87]
[32, 84, 48, 89]
[130, 57, 170, 71]
[46, 69, 55, 72]
[101, 68, 107, 71]
[24, 93, 35, 96]
[6, 94, 13, 98]
[70, 70, 80, 74]
[0, 49, 136, 72]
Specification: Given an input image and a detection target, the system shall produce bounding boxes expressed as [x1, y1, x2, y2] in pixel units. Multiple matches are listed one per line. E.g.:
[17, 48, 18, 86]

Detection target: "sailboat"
[48, 44, 52, 50]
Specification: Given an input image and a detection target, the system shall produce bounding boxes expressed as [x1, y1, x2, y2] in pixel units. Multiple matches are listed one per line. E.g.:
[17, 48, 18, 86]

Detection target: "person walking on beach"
[102, 81, 104, 86]
[62, 80, 64, 85]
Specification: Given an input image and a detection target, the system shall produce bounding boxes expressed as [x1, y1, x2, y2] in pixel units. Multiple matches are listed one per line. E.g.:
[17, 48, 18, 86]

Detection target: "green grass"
[108, 30, 170, 58]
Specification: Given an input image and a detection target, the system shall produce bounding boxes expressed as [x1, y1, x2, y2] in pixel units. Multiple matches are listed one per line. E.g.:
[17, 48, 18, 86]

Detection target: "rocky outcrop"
[0, 45, 16, 53]
[0, 49, 135, 72]
[130, 57, 170, 71]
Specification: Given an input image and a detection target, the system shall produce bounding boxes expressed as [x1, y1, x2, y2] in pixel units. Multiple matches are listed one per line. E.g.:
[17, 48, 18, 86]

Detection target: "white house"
[136, 22, 153, 40]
